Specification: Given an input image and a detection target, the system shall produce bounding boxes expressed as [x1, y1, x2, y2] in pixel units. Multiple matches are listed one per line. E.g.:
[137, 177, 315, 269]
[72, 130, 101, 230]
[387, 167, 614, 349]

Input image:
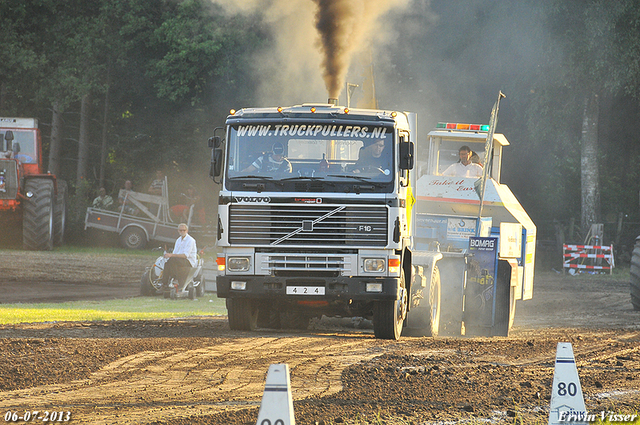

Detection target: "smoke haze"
[212, 0, 412, 106]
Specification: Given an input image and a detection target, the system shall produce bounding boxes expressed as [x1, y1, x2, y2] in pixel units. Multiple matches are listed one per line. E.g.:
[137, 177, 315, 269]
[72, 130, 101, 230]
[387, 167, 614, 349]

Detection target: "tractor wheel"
[373, 271, 407, 340]
[226, 298, 258, 331]
[491, 261, 517, 336]
[140, 271, 156, 296]
[22, 179, 54, 251]
[120, 226, 147, 249]
[194, 273, 205, 297]
[404, 266, 441, 337]
[631, 237, 640, 311]
[53, 180, 67, 246]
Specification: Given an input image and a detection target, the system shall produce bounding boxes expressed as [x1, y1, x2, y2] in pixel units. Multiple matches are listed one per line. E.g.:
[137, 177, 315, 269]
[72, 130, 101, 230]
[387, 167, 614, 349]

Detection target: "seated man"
[118, 180, 139, 215]
[443, 145, 483, 177]
[161, 223, 197, 288]
[92, 187, 114, 210]
[352, 139, 391, 174]
[242, 142, 292, 173]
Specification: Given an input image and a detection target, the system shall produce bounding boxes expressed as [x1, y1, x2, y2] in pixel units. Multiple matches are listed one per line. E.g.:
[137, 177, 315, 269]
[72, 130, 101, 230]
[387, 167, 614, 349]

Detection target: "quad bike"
[140, 247, 205, 299]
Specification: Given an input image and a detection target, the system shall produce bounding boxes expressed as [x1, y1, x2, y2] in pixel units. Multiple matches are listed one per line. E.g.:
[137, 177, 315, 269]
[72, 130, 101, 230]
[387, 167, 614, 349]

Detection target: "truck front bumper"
[217, 275, 402, 302]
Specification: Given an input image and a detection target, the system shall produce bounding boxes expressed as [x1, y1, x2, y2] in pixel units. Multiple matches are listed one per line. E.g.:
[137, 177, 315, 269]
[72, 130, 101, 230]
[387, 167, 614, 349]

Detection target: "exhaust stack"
[328, 98, 338, 106]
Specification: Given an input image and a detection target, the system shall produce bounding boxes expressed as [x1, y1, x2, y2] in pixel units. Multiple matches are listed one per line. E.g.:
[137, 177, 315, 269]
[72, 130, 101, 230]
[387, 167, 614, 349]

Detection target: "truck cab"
[211, 103, 416, 339]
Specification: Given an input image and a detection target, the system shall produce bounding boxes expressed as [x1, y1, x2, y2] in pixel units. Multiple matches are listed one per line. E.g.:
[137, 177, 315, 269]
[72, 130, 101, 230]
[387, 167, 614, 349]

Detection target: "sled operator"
[161, 223, 197, 287]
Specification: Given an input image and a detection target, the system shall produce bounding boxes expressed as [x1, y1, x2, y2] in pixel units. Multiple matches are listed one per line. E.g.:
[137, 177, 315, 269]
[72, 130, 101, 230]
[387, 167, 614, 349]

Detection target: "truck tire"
[404, 266, 441, 337]
[373, 272, 407, 340]
[281, 310, 311, 330]
[120, 226, 147, 249]
[22, 179, 55, 251]
[226, 298, 258, 331]
[257, 306, 282, 329]
[631, 237, 640, 310]
[53, 180, 67, 246]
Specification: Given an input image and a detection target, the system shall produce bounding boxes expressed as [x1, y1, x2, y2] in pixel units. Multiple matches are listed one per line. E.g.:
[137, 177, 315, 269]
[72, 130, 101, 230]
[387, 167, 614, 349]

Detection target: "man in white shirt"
[443, 145, 483, 177]
[161, 223, 197, 287]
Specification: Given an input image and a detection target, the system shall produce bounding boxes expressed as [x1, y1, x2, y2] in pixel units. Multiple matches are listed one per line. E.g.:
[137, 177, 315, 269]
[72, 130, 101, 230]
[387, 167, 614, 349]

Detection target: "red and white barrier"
[562, 244, 615, 274]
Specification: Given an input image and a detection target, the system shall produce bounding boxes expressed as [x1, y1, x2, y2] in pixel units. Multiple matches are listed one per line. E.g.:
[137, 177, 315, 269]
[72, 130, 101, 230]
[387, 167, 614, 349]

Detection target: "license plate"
[286, 286, 325, 295]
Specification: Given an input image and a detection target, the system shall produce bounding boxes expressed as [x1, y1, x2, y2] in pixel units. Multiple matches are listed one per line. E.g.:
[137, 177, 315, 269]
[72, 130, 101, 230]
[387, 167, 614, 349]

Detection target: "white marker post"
[256, 364, 295, 425]
[549, 342, 588, 425]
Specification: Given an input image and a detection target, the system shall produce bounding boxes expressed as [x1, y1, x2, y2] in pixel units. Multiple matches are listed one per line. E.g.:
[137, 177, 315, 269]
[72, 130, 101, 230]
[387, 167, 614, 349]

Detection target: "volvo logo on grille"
[234, 196, 271, 203]
[302, 220, 313, 231]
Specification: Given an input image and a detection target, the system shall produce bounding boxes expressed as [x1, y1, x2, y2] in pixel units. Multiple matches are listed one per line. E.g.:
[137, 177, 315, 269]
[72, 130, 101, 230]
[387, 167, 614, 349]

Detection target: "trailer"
[85, 180, 213, 249]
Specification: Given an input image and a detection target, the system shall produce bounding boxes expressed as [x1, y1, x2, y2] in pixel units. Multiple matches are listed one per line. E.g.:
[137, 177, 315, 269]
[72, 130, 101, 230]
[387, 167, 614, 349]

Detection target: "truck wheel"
[631, 237, 640, 311]
[281, 311, 310, 330]
[373, 272, 407, 340]
[53, 180, 67, 246]
[22, 179, 54, 251]
[258, 306, 282, 329]
[140, 270, 155, 296]
[120, 226, 147, 249]
[226, 298, 258, 331]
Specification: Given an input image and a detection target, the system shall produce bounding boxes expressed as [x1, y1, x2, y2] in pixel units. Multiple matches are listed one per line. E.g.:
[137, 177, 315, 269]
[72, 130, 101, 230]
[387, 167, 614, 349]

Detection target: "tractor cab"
[0, 118, 41, 175]
[420, 122, 508, 182]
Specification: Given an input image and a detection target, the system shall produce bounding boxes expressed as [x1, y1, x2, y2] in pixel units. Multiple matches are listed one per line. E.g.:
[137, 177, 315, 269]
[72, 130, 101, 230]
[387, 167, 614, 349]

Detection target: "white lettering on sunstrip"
[236, 124, 388, 139]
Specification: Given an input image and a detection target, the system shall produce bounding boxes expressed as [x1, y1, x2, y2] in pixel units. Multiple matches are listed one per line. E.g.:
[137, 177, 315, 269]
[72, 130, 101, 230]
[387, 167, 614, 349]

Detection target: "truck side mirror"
[208, 136, 221, 149]
[210, 147, 223, 178]
[12, 142, 20, 154]
[399, 141, 414, 170]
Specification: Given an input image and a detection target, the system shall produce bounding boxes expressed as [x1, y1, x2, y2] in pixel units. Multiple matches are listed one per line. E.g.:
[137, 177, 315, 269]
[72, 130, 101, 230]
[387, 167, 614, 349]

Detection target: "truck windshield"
[0, 130, 37, 164]
[225, 123, 394, 184]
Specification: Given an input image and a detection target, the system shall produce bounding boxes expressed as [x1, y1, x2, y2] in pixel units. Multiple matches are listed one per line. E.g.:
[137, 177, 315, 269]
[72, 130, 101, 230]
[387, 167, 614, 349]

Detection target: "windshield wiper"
[229, 175, 274, 181]
[326, 174, 372, 182]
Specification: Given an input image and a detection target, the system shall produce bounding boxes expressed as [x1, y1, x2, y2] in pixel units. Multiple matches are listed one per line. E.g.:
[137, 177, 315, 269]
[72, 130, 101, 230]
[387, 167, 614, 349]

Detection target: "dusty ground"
[0, 250, 639, 425]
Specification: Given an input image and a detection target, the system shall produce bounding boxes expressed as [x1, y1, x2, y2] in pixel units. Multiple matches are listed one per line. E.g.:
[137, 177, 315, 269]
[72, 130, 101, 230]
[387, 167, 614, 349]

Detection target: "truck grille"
[229, 204, 388, 247]
[0, 160, 18, 200]
[261, 253, 350, 277]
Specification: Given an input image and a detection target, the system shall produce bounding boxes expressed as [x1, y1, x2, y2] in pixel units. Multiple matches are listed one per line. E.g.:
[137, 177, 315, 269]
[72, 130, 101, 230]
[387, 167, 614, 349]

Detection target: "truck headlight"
[366, 282, 383, 293]
[364, 258, 385, 273]
[231, 281, 247, 290]
[228, 257, 250, 272]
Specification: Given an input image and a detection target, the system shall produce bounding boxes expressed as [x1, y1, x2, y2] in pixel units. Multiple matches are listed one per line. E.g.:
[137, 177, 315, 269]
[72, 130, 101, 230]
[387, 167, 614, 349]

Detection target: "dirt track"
[0, 250, 639, 425]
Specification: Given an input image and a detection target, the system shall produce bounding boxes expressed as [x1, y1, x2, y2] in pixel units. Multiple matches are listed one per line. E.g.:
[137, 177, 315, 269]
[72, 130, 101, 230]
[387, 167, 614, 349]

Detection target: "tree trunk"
[76, 94, 91, 187]
[99, 83, 110, 188]
[48, 101, 64, 176]
[580, 92, 600, 234]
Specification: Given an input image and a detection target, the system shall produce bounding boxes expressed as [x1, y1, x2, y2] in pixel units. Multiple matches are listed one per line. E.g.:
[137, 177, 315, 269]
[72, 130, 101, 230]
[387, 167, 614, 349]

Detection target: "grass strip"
[0, 296, 227, 325]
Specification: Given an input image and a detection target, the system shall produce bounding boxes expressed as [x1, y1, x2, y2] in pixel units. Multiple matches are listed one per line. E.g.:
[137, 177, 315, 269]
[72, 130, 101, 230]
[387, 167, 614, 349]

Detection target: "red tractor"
[0, 117, 67, 250]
